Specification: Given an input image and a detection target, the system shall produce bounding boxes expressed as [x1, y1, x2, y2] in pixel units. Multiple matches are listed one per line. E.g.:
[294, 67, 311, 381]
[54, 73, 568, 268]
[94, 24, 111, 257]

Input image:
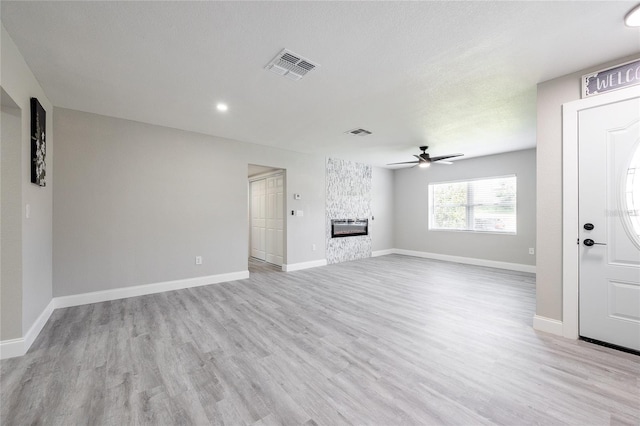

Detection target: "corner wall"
[53, 108, 328, 297]
[1, 93, 23, 340]
[0, 24, 53, 344]
[394, 149, 536, 268]
[535, 53, 640, 322]
[371, 167, 394, 252]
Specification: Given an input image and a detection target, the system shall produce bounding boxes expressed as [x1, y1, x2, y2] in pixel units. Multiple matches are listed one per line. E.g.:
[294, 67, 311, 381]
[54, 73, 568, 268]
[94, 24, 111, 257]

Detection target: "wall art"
[30, 97, 46, 186]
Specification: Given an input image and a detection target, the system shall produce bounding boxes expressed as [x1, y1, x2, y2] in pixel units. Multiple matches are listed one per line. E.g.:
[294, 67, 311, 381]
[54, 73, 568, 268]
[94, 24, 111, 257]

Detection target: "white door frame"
[562, 85, 640, 339]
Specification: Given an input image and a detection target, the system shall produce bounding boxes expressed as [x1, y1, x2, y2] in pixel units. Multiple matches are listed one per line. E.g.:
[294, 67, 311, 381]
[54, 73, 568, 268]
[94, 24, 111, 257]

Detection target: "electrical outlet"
[312, 244, 316, 251]
[528, 248, 535, 255]
[195, 256, 203, 265]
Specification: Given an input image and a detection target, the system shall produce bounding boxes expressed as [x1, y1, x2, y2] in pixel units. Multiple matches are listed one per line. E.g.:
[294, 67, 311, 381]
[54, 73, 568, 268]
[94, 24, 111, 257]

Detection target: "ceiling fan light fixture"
[386, 146, 463, 168]
[625, 4, 640, 27]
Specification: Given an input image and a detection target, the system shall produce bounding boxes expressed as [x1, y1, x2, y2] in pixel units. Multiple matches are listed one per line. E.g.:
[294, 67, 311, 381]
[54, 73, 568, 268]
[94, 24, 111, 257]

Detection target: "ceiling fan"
[387, 146, 463, 168]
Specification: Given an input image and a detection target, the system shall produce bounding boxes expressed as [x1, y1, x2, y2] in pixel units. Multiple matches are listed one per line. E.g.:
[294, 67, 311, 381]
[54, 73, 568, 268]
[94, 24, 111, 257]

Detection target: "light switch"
[26, 204, 31, 219]
[296, 210, 304, 217]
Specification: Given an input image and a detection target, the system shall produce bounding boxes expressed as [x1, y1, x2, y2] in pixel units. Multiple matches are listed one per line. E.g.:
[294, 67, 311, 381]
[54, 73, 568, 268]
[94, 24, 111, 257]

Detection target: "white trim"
[248, 170, 284, 182]
[24, 299, 55, 351]
[54, 271, 249, 309]
[372, 249, 394, 257]
[533, 315, 564, 336]
[562, 96, 581, 340]
[282, 259, 327, 272]
[0, 338, 26, 360]
[1, 271, 250, 359]
[561, 85, 640, 340]
[393, 249, 536, 273]
[0, 299, 55, 360]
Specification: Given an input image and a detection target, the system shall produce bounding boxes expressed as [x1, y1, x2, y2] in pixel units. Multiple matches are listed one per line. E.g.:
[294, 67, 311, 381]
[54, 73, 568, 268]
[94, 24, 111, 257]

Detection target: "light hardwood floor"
[1, 255, 639, 425]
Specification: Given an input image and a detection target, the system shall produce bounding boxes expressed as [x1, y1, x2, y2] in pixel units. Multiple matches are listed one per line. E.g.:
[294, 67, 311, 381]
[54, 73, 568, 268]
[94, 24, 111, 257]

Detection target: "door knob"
[583, 239, 606, 247]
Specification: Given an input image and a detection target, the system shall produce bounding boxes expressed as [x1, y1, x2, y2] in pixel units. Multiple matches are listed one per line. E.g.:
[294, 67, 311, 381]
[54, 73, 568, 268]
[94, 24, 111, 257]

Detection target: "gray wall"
[1, 25, 54, 340]
[371, 167, 394, 252]
[1, 95, 23, 340]
[394, 149, 536, 266]
[535, 53, 640, 321]
[53, 108, 330, 296]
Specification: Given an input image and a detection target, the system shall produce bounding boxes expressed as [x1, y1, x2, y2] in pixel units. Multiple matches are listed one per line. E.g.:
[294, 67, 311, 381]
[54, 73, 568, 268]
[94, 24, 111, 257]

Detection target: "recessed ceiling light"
[625, 4, 640, 27]
[216, 103, 228, 112]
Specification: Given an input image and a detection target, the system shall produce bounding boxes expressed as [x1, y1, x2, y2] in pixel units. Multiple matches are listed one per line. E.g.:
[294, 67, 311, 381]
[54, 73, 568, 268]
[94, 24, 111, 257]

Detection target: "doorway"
[248, 165, 285, 268]
[1, 88, 23, 342]
[563, 85, 640, 352]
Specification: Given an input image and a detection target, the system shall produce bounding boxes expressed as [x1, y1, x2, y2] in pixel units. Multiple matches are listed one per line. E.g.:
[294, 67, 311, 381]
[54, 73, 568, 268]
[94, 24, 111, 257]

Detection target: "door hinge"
[577, 238, 580, 245]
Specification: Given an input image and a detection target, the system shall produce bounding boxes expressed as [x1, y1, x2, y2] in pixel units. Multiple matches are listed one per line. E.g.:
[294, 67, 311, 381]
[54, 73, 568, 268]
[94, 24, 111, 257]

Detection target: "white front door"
[578, 95, 640, 352]
[250, 179, 266, 261]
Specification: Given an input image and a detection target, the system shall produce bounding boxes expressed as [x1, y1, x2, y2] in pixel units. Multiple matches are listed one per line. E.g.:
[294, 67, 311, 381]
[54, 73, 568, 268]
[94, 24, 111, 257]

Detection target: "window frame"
[428, 174, 517, 235]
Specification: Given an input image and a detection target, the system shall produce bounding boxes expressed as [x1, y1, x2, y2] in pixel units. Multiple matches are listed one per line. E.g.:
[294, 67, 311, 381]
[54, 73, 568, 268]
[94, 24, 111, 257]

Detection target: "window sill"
[428, 228, 517, 236]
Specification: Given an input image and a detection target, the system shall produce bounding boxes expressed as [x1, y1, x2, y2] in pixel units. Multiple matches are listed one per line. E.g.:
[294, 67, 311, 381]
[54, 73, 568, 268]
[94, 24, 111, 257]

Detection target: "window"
[428, 175, 517, 233]
[623, 143, 640, 245]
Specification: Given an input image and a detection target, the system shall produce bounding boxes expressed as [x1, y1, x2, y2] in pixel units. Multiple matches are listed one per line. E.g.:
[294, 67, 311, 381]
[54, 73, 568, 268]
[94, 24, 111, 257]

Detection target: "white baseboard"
[54, 271, 250, 309]
[533, 315, 564, 336]
[0, 299, 55, 360]
[1, 271, 249, 359]
[392, 248, 536, 274]
[0, 252, 534, 361]
[372, 249, 394, 257]
[25, 299, 55, 351]
[282, 259, 327, 272]
[0, 338, 26, 360]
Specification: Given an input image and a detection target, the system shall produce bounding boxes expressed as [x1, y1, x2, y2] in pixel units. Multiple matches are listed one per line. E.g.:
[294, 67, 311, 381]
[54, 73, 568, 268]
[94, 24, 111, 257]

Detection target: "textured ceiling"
[2, 1, 639, 167]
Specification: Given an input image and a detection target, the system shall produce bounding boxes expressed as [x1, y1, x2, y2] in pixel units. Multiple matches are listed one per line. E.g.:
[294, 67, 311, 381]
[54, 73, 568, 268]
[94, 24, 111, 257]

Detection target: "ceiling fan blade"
[389, 148, 464, 168]
[387, 161, 420, 165]
[431, 153, 463, 162]
[436, 161, 453, 165]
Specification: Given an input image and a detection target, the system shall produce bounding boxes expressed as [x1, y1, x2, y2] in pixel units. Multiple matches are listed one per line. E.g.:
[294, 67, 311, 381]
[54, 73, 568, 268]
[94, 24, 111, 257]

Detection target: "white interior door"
[250, 179, 266, 260]
[265, 174, 284, 266]
[578, 96, 640, 352]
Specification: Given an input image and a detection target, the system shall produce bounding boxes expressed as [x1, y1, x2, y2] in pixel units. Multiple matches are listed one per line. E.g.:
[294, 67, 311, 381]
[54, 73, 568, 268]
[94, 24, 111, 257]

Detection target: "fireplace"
[331, 219, 368, 238]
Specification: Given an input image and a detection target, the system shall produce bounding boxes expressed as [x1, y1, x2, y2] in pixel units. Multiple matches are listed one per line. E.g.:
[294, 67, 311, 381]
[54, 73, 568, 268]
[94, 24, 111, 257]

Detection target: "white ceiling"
[2, 1, 639, 167]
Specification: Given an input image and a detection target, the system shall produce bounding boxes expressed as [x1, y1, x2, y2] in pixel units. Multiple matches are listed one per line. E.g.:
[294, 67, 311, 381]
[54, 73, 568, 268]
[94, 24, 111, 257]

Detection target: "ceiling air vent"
[265, 49, 319, 81]
[346, 128, 373, 136]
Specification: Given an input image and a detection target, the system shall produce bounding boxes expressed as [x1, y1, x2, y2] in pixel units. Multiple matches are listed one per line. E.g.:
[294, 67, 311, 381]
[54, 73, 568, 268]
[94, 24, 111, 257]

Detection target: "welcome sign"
[582, 58, 640, 98]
